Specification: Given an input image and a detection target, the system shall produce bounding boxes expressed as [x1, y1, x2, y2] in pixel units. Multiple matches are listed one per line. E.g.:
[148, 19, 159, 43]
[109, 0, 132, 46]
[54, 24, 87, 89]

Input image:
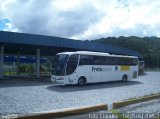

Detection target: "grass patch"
[111, 109, 160, 119]
[3, 71, 51, 76]
[112, 93, 160, 109]
[3, 71, 17, 75]
[122, 93, 160, 102]
[110, 109, 128, 119]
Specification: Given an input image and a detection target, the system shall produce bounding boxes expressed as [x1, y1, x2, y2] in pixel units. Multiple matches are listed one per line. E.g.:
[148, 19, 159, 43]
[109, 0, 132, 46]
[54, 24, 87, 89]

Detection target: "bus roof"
[57, 51, 138, 59]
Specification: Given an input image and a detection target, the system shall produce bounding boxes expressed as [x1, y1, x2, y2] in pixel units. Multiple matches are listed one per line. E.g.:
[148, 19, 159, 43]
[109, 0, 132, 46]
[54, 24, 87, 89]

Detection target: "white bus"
[51, 51, 139, 85]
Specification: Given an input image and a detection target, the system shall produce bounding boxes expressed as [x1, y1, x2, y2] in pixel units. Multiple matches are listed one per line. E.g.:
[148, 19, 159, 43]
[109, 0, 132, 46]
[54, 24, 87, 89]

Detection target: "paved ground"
[56, 99, 160, 119]
[118, 99, 160, 114]
[0, 72, 160, 115]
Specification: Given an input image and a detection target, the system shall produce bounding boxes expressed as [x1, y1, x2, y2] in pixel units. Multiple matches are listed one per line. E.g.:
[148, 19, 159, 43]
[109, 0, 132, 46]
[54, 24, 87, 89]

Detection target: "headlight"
[69, 79, 73, 82]
[59, 77, 64, 80]
[52, 76, 56, 80]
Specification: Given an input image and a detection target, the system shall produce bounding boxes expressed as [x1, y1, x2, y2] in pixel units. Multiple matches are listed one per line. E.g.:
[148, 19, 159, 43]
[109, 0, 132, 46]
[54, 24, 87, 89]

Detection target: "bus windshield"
[52, 54, 69, 76]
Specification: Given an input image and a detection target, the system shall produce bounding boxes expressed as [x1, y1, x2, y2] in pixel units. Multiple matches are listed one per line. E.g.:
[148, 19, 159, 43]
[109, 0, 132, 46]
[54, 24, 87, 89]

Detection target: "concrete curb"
[15, 93, 160, 119]
[16, 104, 108, 119]
[112, 93, 160, 109]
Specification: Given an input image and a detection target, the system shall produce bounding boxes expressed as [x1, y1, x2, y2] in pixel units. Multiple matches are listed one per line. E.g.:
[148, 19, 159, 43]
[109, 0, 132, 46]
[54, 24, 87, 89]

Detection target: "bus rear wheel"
[78, 77, 86, 86]
[122, 75, 128, 82]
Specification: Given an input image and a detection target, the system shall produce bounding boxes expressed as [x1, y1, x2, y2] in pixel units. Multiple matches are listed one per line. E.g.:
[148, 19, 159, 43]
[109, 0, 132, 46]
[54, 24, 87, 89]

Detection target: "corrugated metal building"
[0, 31, 142, 57]
[0, 31, 142, 78]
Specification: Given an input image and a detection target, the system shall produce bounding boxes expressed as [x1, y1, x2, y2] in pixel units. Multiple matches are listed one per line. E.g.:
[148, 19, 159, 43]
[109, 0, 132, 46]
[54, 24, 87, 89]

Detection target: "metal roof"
[0, 31, 143, 58]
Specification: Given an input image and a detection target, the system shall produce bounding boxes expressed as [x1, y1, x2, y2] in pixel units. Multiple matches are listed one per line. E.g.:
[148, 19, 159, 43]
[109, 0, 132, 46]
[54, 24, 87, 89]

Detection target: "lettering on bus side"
[92, 67, 102, 71]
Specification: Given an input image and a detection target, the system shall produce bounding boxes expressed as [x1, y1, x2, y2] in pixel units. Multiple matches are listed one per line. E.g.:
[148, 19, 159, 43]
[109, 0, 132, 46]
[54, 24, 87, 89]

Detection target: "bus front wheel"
[78, 77, 86, 86]
[122, 75, 128, 82]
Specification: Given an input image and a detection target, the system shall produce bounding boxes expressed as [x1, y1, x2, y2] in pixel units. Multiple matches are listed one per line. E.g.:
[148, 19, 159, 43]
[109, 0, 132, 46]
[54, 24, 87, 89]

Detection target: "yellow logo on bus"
[121, 66, 130, 71]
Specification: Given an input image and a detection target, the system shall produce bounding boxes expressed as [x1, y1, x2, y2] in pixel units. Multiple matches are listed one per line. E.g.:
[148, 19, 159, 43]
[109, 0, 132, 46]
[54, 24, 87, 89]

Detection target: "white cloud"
[0, 0, 160, 40]
[4, 22, 19, 32]
[72, 0, 160, 39]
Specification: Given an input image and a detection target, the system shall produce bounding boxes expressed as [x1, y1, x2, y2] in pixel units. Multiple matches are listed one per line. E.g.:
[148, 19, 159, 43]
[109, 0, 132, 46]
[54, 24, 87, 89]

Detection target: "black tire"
[78, 77, 86, 86]
[122, 75, 128, 82]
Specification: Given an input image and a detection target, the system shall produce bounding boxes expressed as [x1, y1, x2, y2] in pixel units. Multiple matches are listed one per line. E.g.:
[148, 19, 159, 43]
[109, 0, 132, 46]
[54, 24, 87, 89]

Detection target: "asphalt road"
[0, 71, 160, 115]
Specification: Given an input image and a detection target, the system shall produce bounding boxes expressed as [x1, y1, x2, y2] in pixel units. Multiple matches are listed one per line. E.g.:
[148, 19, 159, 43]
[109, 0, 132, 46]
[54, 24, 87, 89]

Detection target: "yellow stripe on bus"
[121, 66, 130, 71]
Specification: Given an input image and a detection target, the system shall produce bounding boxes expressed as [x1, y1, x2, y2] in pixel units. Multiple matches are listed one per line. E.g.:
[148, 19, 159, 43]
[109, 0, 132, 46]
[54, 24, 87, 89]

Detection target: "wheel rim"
[123, 76, 127, 82]
[79, 78, 85, 85]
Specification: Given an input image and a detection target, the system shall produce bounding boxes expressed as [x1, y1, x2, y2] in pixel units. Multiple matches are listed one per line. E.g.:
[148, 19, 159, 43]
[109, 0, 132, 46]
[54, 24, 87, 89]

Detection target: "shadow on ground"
[47, 80, 143, 92]
[0, 78, 52, 87]
[138, 72, 147, 76]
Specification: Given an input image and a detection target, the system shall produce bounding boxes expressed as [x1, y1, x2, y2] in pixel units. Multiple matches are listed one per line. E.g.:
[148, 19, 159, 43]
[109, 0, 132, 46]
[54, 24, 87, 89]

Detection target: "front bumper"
[51, 75, 67, 85]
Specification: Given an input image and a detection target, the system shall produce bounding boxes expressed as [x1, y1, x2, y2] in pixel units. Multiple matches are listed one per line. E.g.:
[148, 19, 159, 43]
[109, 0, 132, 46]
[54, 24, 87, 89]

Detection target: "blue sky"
[0, 0, 160, 40]
[0, 18, 10, 30]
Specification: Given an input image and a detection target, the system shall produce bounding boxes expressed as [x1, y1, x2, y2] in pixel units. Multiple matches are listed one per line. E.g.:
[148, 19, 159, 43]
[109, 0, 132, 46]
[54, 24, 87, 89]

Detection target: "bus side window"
[79, 55, 93, 65]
